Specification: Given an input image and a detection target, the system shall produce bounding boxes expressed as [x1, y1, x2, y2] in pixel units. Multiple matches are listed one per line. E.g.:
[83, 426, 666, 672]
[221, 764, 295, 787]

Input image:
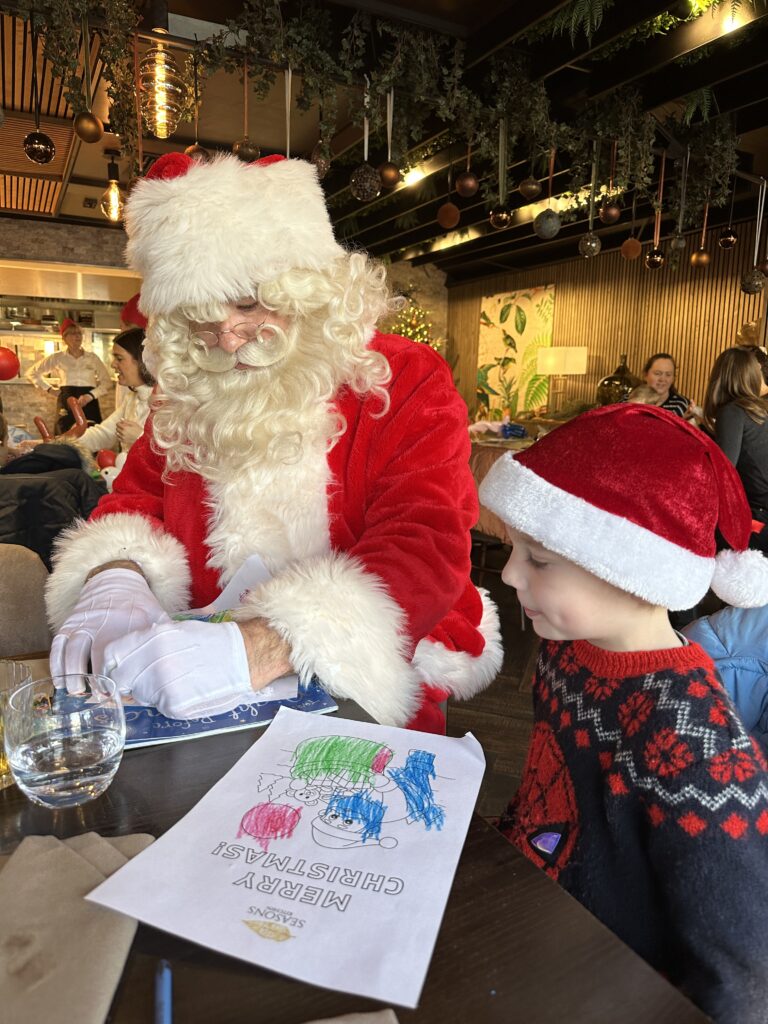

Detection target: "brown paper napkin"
[0, 832, 154, 1024]
[304, 1013, 400, 1024]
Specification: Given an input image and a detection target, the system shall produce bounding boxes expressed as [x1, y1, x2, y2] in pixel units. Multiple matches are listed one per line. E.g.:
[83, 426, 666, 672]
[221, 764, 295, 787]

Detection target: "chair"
[0, 544, 52, 657]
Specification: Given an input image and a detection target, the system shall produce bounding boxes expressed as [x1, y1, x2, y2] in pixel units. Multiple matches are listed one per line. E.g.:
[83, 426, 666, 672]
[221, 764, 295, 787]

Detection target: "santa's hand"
[51, 569, 170, 680]
[102, 619, 256, 719]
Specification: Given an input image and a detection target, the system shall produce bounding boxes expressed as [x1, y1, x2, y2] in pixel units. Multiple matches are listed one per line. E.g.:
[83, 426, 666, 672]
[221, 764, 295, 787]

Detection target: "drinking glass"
[3, 674, 126, 808]
[0, 660, 33, 791]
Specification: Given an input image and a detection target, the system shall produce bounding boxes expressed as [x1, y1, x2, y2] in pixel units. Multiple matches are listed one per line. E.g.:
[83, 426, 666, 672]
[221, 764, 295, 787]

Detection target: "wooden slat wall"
[447, 218, 765, 413]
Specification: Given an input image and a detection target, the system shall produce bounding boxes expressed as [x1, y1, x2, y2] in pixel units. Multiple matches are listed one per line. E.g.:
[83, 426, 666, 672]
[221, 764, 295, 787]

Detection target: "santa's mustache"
[188, 323, 290, 373]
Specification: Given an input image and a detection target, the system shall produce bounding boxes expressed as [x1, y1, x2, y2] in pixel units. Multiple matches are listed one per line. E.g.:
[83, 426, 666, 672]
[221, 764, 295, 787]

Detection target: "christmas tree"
[393, 300, 441, 351]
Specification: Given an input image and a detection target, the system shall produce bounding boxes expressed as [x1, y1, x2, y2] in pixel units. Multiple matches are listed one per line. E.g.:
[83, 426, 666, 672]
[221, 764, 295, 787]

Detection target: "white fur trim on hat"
[412, 588, 503, 700]
[232, 552, 421, 727]
[45, 513, 191, 630]
[125, 155, 346, 315]
[479, 454, 714, 611]
[712, 548, 768, 607]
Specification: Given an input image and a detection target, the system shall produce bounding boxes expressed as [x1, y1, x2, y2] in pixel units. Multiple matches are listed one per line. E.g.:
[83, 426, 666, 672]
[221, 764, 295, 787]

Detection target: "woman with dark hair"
[640, 352, 692, 417]
[77, 327, 154, 454]
[703, 345, 768, 521]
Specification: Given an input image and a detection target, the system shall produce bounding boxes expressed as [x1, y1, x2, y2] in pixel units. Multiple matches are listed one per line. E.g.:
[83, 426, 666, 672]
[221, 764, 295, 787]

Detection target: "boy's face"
[502, 528, 643, 650]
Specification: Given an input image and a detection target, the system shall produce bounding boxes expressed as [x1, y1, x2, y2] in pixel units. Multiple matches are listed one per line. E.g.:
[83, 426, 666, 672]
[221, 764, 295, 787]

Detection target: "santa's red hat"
[479, 403, 768, 610]
[120, 292, 147, 329]
[124, 152, 345, 317]
[60, 317, 78, 335]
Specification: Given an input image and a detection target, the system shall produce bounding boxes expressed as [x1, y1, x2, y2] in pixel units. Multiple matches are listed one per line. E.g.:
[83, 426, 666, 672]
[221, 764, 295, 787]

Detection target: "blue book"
[123, 678, 338, 748]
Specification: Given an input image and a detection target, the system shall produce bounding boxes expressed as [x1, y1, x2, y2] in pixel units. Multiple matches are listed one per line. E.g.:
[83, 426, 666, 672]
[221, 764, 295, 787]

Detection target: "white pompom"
[711, 548, 768, 608]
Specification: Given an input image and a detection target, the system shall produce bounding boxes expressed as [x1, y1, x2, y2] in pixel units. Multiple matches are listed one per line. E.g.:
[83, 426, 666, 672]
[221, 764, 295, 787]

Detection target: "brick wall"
[0, 218, 127, 266]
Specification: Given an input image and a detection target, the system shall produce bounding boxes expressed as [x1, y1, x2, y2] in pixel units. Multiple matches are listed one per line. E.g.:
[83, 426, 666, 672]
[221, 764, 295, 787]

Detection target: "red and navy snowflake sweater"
[500, 638, 768, 1024]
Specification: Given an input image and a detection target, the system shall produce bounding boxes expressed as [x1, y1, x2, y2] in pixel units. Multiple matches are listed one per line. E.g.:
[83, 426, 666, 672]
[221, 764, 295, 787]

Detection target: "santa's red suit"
[47, 332, 502, 733]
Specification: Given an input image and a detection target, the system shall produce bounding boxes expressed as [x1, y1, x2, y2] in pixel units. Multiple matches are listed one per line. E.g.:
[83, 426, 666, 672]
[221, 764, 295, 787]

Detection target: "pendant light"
[100, 152, 125, 222]
[139, 25, 186, 140]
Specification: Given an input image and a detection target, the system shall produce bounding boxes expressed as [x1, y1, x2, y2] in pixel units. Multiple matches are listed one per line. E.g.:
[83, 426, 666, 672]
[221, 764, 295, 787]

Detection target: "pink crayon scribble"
[238, 803, 302, 851]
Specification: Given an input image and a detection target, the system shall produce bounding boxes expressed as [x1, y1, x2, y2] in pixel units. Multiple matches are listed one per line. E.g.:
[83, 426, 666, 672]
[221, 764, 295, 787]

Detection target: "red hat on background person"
[120, 293, 148, 330]
[479, 403, 768, 611]
[60, 317, 79, 335]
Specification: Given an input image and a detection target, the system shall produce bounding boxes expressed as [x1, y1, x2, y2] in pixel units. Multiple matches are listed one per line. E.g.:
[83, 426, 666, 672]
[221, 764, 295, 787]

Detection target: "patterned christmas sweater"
[500, 638, 768, 1024]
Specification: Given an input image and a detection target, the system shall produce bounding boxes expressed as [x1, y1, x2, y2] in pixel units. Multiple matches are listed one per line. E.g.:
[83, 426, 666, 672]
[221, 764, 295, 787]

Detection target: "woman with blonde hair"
[703, 346, 768, 521]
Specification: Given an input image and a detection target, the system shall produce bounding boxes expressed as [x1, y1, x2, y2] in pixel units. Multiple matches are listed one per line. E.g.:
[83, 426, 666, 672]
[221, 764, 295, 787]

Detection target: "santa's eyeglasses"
[189, 321, 271, 347]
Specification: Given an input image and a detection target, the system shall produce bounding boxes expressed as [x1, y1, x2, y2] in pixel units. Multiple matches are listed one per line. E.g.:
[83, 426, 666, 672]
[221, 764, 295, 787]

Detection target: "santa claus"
[46, 151, 502, 733]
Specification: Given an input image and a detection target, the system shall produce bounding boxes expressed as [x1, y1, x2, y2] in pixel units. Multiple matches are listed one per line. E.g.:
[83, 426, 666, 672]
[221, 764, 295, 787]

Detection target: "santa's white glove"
[51, 569, 170, 680]
[102, 619, 255, 719]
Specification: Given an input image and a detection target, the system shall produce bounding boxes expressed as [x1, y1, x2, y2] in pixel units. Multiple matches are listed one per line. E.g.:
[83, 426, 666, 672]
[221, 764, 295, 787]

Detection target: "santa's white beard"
[152, 326, 342, 479]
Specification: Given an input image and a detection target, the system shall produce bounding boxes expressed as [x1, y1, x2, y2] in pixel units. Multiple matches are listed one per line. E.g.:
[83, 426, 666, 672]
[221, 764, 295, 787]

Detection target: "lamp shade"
[537, 346, 589, 375]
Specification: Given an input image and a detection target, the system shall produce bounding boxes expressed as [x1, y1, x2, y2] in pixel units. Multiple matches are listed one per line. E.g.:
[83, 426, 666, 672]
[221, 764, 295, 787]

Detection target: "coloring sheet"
[87, 707, 485, 1007]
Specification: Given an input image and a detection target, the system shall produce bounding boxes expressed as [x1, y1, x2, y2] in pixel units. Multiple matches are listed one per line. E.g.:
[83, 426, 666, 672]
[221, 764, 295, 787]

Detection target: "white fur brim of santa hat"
[124, 153, 346, 317]
[479, 403, 768, 611]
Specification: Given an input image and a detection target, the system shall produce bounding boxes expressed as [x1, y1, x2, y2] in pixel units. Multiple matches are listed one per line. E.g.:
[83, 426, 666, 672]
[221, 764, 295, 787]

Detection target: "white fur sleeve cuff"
[46, 512, 192, 631]
[233, 553, 421, 727]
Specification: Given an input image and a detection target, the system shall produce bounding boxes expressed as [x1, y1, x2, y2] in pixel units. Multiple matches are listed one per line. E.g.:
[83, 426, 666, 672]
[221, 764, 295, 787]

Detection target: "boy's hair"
[626, 384, 664, 406]
[479, 403, 768, 611]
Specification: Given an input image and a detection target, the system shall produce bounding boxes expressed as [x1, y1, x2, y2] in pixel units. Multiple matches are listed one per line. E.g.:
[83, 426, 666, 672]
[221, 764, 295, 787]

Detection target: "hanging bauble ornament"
[350, 163, 381, 202]
[23, 130, 55, 164]
[534, 207, 561, 239]
[73, 109, 103, 144]
[24, 22, 55, 164]
[518, 176, 541, 201]
[311, 144, 331, 180]
[184, 142, 210, 162]
[232, 137, 261, 162]
[741, 268, 765, 294]
[378, 161, 401, 188]
[489, 204, 512, 230]
[598, 202, 621, 225]
[621, 236, 642, 261]
[578, 231, 602, 258]
[437, 201, 461, 230]
[645, 246, 665, 270]
[690, 248, 710, 268]
[455, 170, 479, 198]
[670, 232, 686, 252]
[718, 226, 738, 250]
[0, 346, 20, 381]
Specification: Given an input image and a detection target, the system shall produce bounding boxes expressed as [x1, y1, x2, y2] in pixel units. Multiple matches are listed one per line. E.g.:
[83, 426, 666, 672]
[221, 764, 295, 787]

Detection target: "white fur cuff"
[46, 513, 191, 630]
[412, 588, 503, 701]
[233, 553, 421, 727]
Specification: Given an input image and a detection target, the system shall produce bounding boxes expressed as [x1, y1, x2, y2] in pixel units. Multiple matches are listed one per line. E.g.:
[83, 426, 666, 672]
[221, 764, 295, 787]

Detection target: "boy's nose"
[501, 554, 523, 590]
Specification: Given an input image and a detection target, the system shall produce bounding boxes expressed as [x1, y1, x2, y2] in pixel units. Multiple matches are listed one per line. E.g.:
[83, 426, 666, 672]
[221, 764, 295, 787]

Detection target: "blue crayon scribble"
[387, 750, 445, 831]
[325, 790, 386, 842]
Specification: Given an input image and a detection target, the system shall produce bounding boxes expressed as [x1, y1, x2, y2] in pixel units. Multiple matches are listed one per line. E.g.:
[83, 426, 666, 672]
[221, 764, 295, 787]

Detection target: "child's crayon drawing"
[238, 735, 447, 852]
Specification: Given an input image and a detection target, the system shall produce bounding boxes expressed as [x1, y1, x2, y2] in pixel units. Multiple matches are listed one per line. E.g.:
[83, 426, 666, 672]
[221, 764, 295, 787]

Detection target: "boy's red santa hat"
[124, 152, 345, 317]
[480, 403, 768, 611]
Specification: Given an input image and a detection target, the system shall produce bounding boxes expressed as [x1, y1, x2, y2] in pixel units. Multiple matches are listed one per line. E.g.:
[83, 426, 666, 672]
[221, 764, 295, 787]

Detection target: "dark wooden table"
[0, 700, 710, 1024]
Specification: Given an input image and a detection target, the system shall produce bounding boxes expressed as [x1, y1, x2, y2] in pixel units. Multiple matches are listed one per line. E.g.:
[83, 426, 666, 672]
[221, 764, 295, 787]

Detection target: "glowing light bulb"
[139, 39, 186, 140]
[100, 160, 125, 222]
[403, 167, 426, 187]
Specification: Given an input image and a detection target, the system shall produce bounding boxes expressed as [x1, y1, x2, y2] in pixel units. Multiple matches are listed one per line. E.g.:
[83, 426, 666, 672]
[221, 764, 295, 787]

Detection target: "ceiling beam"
[641, 25, 768, 111]
[464, 0, 572, 69]
[584, 5, 768, 103]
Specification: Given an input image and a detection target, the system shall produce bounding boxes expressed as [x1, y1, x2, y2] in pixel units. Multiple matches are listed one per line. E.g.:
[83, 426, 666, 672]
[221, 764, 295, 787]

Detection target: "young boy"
[479, 403, 768, 1024]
